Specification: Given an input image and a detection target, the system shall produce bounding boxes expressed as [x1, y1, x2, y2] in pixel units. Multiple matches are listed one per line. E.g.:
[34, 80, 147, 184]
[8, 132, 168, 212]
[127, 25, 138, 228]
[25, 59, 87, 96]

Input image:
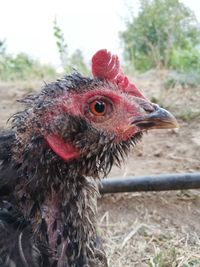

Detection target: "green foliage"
[53, 18, 68, 68]
[0, 52, 56, 81]
[149, 248, 177, 267]
[170, 46, 200, 71]
[53, 18, 89, 75]
[0, 39, 6, 55]
[0, 39, 56, 81]
[121, 0, 200, 72]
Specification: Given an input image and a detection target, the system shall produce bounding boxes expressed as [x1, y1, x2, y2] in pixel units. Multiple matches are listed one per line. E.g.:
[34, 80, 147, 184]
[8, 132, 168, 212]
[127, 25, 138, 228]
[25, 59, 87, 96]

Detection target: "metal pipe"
[99, 173, 200, 194]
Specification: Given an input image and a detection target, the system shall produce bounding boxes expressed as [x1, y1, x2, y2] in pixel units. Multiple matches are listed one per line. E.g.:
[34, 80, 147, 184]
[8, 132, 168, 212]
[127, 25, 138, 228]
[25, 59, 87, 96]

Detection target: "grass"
[176, 110, 200, 121]
[98, 191, 200, 267]
[98, 211, 200, 267]
[0, 53, 57, 81]
[149, 248, 177, 267]
[146, 72, 200, 123]
[164, 71, 200, 89]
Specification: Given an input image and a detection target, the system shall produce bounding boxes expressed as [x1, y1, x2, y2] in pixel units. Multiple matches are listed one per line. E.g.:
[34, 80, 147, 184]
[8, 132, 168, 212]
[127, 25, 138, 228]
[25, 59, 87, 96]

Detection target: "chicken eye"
[89, 100, 107, 116]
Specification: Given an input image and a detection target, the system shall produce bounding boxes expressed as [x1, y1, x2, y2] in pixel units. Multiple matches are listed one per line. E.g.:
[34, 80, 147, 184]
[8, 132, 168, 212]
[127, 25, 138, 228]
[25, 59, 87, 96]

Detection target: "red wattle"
[45, 134, 80, 161]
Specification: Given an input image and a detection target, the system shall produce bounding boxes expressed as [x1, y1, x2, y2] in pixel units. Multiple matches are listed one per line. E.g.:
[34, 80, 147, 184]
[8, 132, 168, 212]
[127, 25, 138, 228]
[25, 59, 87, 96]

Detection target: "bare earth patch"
[0, 72, 200, 266]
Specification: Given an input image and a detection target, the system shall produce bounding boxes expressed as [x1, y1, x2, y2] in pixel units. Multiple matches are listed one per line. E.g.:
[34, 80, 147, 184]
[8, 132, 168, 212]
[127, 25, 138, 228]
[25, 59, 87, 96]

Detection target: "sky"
[0, 0, 200, 67]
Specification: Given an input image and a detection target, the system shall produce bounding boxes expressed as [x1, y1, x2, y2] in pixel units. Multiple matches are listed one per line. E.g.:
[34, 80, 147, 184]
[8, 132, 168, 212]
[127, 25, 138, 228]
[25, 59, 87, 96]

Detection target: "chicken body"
[0, 50, 177, 267]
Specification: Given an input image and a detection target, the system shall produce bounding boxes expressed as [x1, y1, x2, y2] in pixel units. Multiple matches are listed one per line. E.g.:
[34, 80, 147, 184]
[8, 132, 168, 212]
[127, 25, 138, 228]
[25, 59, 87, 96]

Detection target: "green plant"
[149, 248, 177, 267]
[53, 18, 89, 74]
[53, 18, 68, 69]
[0, 52, 56, 81]
[121, 0, 200, 72]
[0, 39, 6, 55]
[170, 46, 200, 72]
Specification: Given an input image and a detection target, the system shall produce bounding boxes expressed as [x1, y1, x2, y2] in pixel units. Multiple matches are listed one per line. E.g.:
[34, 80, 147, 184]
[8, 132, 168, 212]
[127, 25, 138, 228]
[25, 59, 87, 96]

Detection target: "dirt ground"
[0, 71, 200, 266]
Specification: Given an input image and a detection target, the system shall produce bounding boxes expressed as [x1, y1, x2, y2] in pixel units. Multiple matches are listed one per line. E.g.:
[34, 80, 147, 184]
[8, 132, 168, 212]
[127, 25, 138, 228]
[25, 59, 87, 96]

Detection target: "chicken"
[0, 49, 178, 267]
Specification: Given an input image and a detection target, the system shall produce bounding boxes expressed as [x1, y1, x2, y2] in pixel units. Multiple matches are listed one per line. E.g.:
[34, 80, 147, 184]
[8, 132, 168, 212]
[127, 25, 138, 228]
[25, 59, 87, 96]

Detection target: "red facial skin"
[45, 87, 153, 161]
[45, 49, 155, 161]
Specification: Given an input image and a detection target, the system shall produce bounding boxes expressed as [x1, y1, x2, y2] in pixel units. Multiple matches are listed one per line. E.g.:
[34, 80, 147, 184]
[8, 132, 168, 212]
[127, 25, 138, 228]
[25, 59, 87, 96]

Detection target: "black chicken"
[0, 50, 178, 267]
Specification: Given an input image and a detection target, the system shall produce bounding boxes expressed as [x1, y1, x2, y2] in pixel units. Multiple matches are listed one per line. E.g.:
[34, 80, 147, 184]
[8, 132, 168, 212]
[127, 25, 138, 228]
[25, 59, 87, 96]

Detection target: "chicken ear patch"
[45, 134, 80, 161]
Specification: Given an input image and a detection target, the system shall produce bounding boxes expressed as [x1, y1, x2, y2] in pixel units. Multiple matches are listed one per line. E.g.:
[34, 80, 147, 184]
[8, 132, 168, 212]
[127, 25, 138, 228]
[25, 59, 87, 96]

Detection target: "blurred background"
[1, 0, 200, 266]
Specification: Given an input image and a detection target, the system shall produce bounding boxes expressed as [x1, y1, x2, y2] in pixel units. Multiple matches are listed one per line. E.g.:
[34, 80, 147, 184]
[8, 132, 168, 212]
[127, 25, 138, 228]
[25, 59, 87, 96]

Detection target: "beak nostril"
[133, 104, 178, 130]
[144, 108, 153, 113]
[143, 104, 155, 113]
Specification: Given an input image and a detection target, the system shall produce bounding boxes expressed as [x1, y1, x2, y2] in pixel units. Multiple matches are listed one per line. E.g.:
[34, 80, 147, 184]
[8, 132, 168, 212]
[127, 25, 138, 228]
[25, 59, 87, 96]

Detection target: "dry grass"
[98, 191, 200, 267]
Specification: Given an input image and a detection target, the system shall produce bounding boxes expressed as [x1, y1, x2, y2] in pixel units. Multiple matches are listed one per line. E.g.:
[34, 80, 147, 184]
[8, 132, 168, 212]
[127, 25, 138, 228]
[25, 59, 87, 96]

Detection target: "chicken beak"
[132, 105, 179, 130]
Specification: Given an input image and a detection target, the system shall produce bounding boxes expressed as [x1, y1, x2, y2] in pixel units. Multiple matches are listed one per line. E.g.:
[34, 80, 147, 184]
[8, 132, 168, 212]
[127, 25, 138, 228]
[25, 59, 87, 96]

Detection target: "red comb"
[92, 50, 120, 80]
[92, 49, 145, 99]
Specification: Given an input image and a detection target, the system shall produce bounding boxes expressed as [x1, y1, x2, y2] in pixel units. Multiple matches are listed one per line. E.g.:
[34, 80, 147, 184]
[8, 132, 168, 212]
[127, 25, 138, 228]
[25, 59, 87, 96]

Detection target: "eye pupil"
[88, 98, 111, 117]
[94, 101, 105, 114]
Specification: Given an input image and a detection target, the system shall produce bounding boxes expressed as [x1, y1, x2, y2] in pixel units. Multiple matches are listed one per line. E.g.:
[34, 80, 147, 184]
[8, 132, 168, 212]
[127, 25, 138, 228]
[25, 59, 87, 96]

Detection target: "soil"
[0, 71, 200, 266]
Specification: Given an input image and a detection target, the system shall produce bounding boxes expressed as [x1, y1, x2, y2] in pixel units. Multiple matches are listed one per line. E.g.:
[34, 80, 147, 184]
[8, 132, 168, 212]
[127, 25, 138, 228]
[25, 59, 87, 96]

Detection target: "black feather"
[0, 73, 142, 267]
